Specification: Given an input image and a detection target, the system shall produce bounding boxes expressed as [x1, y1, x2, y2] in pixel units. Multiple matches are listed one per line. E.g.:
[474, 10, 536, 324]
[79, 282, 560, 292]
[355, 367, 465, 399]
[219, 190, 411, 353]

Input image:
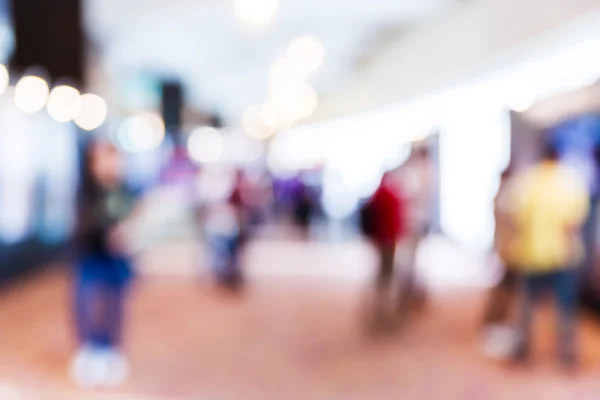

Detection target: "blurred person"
[204, 200, 245, 291]
[239, 168, 273, 232]
[396, 145, 434, 311]
[511, 143, 589, 367]
[202, 168, 250, 292]
[293, 183, 314, 239]
[361, 171, 407, 331]
[272, 175, 301, 220]
[70, 140, 138, 388]
[481, 167, 520, 358]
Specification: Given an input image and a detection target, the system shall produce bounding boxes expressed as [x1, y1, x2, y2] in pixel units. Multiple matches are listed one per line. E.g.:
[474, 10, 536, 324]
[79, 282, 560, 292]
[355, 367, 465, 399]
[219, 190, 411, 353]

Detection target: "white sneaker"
[482, 325, 519, 359]
[101, 349, 129, 388]
[70, 345, 129, 389]
[70, 345, 102, 389]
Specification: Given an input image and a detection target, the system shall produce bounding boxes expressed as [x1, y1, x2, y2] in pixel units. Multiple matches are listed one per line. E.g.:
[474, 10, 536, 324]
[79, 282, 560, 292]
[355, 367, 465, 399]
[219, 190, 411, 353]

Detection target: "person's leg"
[483, 268, 514, 326]
[498, 269, 519, 323]
[553, 269, 579, 366]
[399, 232, 427, 312]
[87, 282, 112, 348]
[515, 273, 544, 361]
[208, 235, 228, 281]
[88, 281, 130, 387]
[77, 274, 110, 347]
[74, 268, 93, 345]
[481, 269, 520, 358]
[224, 234, 244, 290]
[371, 242, 396, 328]
[102, 284, 126, 348]
[71, 273, 111, 388]
[376, 243, 396, 296]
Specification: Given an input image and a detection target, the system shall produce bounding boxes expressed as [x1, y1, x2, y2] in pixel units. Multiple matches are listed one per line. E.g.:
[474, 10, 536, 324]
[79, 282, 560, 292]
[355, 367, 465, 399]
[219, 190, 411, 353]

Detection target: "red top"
[369, 180, 406, 244]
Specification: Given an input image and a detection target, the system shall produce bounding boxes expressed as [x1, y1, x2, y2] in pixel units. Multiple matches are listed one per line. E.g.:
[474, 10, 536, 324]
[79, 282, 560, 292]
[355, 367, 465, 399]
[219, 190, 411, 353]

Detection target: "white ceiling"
[85, 0, 456, 124]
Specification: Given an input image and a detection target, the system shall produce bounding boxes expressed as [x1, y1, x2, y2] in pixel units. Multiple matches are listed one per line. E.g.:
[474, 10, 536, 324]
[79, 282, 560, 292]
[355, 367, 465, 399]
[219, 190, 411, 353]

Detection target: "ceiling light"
[117, 112, 165, 153]
[286, 35, 325, 75]
[242, 104, 276, 139]
[188, 127, 225, 164]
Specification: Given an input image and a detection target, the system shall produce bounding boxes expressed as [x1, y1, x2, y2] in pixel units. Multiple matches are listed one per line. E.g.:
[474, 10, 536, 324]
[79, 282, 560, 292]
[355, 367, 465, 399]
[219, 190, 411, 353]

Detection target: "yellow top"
[510, 161, 589, 273]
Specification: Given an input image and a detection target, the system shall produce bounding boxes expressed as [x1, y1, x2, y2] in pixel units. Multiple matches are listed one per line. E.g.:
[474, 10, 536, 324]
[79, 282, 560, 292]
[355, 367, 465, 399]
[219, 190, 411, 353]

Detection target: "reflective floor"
[2, 238, 600, 399]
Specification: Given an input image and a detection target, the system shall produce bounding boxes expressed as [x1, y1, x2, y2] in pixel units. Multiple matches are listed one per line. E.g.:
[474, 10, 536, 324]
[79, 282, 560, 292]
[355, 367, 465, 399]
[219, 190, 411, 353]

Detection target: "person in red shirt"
[364, 172, 407, 329]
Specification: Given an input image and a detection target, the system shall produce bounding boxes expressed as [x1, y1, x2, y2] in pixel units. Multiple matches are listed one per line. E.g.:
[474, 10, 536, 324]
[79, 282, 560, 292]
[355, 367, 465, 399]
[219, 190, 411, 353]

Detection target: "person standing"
[395, 145, 434, 311]
[71, 141, 138, 388]
[511, 143, 589, 367]
[199, 168, 249, 292]
[362, 171, 406, 330]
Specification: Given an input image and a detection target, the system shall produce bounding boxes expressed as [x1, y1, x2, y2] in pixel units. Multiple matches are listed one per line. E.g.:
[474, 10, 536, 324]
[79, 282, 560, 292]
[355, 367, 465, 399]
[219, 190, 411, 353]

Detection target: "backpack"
[359, 201, 376, 238]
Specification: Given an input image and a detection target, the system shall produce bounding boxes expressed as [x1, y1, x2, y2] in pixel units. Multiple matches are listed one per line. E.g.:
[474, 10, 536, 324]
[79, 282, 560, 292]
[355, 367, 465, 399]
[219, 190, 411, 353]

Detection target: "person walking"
[510, 143, 589, 367]
[361, 171, 407, 331]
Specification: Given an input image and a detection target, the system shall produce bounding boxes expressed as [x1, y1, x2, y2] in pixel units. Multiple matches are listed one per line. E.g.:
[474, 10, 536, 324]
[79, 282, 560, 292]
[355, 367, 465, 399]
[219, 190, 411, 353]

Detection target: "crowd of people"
[68, 138, 324, 387]
[66, 135, 597, 388]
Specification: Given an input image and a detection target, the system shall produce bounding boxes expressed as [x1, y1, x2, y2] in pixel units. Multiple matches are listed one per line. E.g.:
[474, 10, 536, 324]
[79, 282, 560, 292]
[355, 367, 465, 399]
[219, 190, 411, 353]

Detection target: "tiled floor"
[1, 238, 600, 399]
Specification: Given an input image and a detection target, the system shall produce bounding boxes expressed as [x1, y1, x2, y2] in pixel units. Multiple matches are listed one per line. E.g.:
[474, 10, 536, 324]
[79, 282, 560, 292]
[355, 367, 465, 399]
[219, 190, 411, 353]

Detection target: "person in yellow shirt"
[510, 143, 590, 367]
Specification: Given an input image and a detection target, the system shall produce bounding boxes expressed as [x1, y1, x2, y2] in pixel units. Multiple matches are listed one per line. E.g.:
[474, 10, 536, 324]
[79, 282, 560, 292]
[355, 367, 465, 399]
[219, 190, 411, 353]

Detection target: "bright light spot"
[260, 102, 279, 130]
[265, 82, 318, 128]
[506, 81, 537, 112]
[261, 97, 295, 130]
[188, 127, 225, 164]
[286, 35, 325, 75]
[233, 0, 278, 26]
[46, 85, 81, 123]
[117, 112, 165, 153]
[14, 75, 49, 114]
[74, 94, 108, 131]
[242, 104, 275, 139]
[0, 65, 8, 96]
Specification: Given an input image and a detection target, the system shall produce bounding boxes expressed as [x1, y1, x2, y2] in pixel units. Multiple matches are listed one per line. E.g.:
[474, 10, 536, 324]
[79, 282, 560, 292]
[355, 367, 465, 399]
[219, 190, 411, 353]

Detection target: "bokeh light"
[286, 35, 325, 75]
[0, 65, 8, 97]
[233, 0, 278, 26]
[264, 82, 319, 128]
[117, 112, 165, 153]
[74, 94, 108, 131]
[242, 104, 276, 139]
[188, 126, 225, 164]
[14, 75, 49, 114]
[46, 85, 82, 123]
